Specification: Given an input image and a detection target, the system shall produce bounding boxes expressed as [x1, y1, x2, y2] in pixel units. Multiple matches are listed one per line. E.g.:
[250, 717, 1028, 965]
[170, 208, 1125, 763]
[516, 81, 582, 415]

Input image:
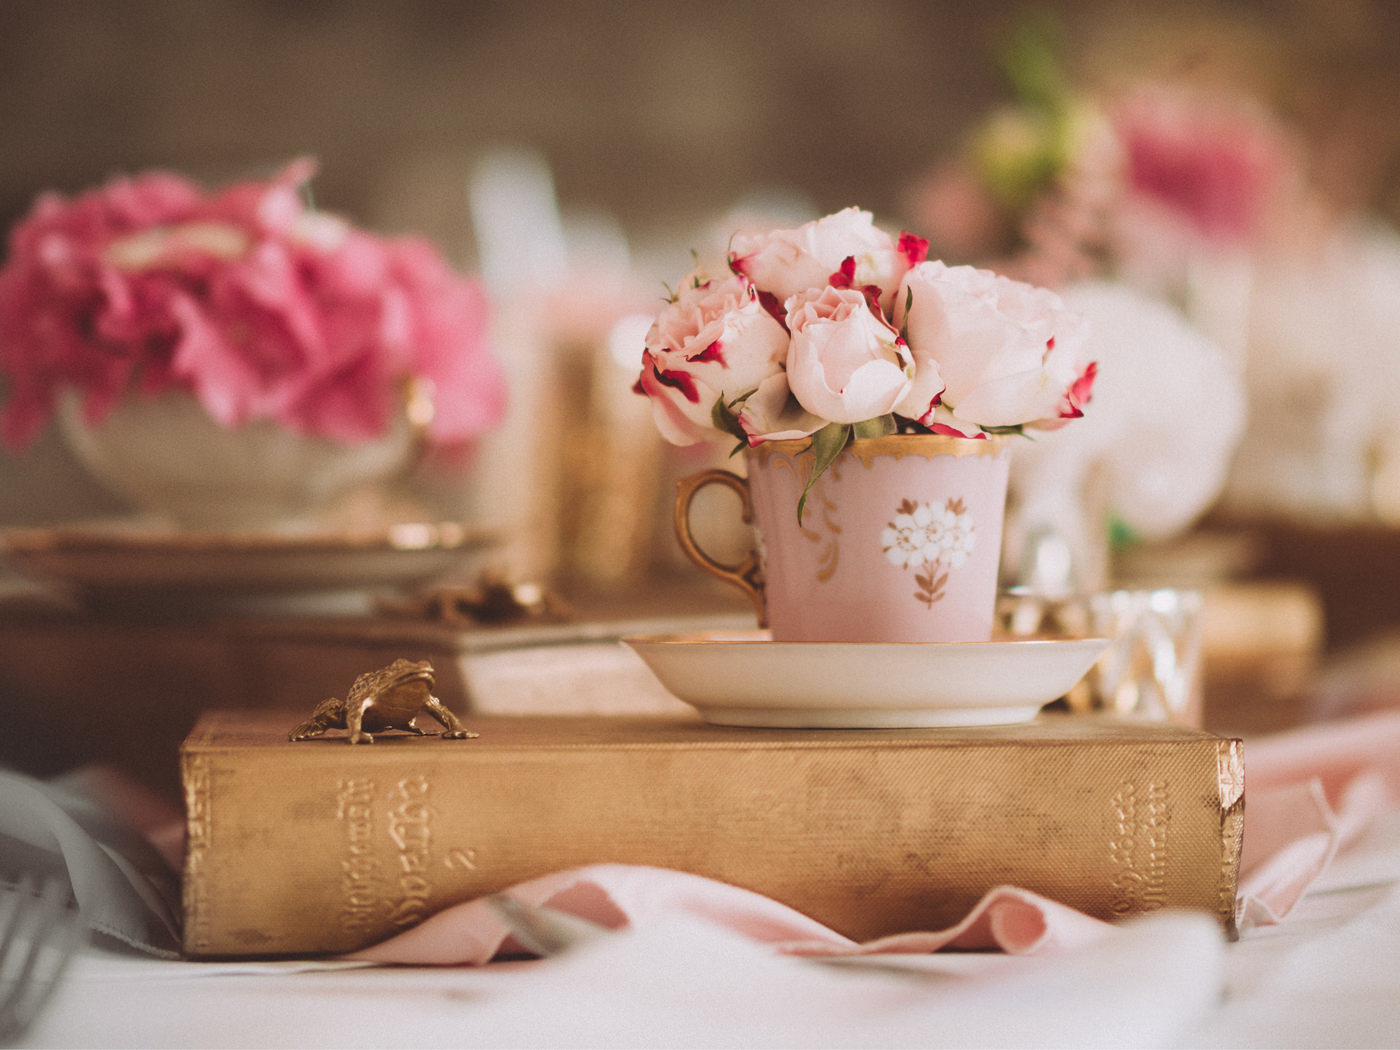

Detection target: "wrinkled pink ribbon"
[340, 710, 1400, 965]
[348, 866, 1109, 964]
[1236, 710, 1400, 925]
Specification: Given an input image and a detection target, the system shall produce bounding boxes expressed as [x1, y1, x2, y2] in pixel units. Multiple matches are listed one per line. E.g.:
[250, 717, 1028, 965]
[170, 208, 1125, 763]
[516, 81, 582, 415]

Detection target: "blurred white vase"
[57, 393, 419, 532]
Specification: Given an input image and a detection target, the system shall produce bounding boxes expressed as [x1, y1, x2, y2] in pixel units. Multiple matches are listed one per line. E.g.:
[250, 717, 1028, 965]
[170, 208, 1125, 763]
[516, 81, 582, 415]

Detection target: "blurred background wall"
[5, 0, 1400, 262]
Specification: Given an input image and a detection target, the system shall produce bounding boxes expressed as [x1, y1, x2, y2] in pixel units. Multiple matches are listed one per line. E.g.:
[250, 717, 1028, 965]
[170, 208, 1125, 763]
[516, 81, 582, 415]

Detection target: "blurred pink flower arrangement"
[0, 159, 505, 450]
[633, 208, 1096, 514]
[905, 22, 1293, 292]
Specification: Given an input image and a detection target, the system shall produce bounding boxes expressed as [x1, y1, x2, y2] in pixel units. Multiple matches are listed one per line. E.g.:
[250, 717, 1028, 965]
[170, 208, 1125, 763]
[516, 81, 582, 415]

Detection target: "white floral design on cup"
[881, 497, 976, 608]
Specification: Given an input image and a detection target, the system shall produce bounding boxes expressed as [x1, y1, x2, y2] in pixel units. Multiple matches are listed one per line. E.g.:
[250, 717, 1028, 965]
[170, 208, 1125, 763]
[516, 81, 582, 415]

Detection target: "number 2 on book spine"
[445, 847, 478, 871]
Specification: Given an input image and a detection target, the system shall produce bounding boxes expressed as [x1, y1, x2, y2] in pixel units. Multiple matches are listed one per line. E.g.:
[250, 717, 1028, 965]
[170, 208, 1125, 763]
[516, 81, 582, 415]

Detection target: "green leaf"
[797, 422, 852, 525]
[853, 414, 897, 440]
[710, 392, 751, 444]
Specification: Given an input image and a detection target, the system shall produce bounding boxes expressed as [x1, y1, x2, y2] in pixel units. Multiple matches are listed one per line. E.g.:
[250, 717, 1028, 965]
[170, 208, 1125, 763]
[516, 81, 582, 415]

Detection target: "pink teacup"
[675, 434, 1011, 643]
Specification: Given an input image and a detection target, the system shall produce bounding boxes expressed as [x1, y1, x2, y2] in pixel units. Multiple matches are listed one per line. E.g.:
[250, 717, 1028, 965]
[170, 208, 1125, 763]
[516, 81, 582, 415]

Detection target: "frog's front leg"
[423, 694, 478, 739]
[288, 697, 346, 741]
[346, 700, 375, 744]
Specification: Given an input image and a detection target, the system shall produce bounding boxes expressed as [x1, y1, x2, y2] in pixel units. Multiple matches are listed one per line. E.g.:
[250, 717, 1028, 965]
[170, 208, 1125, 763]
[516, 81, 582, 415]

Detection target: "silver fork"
[0, 873, 86, 1046]
[485, 894, 609, 957]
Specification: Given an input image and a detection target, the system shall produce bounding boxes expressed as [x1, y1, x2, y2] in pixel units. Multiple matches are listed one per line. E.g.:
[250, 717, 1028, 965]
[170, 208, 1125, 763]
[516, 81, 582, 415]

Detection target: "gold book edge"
[1219, 737, 1247, 940]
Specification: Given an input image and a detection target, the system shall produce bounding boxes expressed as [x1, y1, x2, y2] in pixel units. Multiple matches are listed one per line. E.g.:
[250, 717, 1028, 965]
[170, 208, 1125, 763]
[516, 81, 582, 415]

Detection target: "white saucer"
[623, 630, 1110, 728]
[0, 519, 497, 615]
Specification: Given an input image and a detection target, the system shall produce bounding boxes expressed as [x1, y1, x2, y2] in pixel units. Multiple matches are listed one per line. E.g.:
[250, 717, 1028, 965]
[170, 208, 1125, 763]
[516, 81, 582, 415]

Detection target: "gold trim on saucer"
[0, 520, 499, 609]
[0, 520, 492, 556]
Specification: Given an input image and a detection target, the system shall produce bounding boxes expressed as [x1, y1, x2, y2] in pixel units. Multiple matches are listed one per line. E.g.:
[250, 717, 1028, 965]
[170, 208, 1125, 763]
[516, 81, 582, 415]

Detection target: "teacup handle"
[674, 468, 766, 626]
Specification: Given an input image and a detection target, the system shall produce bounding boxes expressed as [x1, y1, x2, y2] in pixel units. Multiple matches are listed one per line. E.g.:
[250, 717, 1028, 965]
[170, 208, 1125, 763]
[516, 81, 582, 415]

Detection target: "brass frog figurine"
[288, 659, 478, 744]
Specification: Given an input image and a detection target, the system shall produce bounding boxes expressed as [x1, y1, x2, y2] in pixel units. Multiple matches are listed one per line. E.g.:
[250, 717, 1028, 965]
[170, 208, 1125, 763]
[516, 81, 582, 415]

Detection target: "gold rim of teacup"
[751, 432, 1006, 467]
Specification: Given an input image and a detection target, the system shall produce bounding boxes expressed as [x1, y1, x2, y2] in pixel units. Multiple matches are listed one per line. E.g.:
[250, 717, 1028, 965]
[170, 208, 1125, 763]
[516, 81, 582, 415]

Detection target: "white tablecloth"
[22, 806, 1400, 1049]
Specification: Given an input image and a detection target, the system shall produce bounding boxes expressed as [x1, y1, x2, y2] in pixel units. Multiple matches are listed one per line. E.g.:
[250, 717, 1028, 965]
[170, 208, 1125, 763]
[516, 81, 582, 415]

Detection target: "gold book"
[181, 712, 1245, 957]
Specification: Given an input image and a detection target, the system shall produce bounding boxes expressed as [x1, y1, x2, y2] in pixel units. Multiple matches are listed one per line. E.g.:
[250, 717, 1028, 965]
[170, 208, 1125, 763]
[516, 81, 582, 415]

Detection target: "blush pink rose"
[633, 271, 789, 445]
[894, 261, 1094, 434]
[784, 286, 912, 424]
[729, 208, 927, 317]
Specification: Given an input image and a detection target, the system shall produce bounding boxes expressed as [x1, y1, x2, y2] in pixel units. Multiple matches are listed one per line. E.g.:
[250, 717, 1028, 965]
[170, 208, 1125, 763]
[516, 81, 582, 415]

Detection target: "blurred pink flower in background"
[0, 159, 505, 450]
[1112, 86, 1291, 245]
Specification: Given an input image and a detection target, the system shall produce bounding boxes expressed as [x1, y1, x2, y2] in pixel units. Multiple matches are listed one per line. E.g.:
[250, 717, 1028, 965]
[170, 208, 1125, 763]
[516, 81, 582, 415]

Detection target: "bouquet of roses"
[633, 207, 1096, 515]
[0, 159, 505, 450]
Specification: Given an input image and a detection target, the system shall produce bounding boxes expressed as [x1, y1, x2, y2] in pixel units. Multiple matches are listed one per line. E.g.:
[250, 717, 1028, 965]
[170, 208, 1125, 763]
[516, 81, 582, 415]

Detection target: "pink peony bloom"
[0, 160, 504, 449]
[729, 207, 925, 318]
[894, 261, 1094, 433]
[632, 271, 788, 445]
[635, 209, 1092, 482]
